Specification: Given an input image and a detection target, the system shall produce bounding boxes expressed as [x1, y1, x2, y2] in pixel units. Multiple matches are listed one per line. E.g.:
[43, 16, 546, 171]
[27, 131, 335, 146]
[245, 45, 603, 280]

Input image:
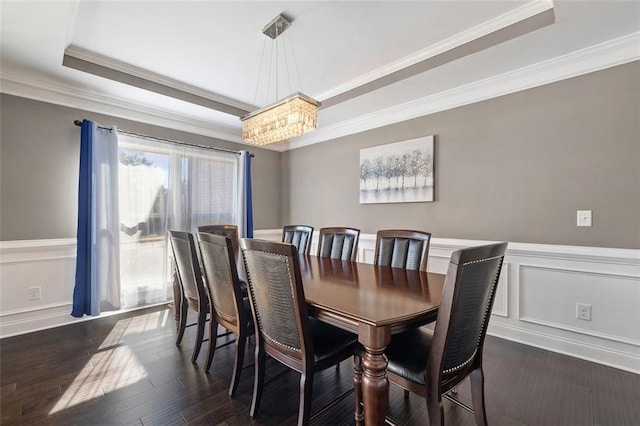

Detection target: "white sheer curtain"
[117, 135, 239, 308]
[72, 120, 122, 317]
[92, 125, 122, 313]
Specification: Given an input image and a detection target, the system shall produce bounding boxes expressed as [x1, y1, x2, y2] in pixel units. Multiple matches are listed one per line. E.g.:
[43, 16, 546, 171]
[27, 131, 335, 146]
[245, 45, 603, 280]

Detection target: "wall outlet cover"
[576, 303, 592, 321]
[577, 210, 592, 227]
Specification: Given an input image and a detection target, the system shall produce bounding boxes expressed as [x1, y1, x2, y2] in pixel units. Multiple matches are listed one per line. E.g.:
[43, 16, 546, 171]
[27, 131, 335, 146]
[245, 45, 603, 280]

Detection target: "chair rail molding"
[2, 232, 639, 373]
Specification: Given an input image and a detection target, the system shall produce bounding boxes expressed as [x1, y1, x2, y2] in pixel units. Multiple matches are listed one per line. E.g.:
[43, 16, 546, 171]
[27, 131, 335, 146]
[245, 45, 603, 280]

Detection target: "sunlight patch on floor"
[48, 310, 171, 415]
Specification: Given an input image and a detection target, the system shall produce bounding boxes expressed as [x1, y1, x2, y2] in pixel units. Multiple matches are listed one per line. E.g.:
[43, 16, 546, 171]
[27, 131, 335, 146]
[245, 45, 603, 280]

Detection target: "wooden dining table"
[298, 255, 446, 426]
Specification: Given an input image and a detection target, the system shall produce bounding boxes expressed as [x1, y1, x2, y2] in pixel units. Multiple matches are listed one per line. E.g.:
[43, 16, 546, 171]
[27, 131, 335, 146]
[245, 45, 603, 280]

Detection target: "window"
[117, 135, 239, 308]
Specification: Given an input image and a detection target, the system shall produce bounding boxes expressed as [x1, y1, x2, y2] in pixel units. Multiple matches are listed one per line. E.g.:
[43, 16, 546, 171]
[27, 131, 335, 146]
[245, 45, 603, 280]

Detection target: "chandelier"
[241, 14, 320, 146]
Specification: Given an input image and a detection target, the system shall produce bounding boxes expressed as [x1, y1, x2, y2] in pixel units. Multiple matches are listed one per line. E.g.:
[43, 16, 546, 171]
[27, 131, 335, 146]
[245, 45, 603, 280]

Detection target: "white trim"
[251, 231, 640, 266]
[1, 33, 638, 151]
[492, 262, 509, 318]
[1, 255, 74, 265]
[0, 301, 72, 318]
[517, 264, 640, 347]
[488, 322, 640, 375]
[2, 234, 639, 374]
[5, 233, 631, 266]
[0, 238, 76, 251]
[0, 69, 245, 145]
[0, 238, 76, 264]
[315, 0, 554, 101]
[282, 32, 640, 151]
[252, 229, 281, 240]
[0, 301, 170, 339]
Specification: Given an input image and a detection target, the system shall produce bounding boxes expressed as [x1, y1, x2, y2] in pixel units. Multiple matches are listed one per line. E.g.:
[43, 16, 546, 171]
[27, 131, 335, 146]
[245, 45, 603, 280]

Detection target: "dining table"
[298, 255, 446, 426]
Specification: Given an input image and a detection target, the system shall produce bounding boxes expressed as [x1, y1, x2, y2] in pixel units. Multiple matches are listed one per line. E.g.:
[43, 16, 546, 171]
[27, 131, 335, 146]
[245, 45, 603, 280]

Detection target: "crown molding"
[1, 32, 637, 153]
[0, 68, 247, 145]
[282, 31, 640, 151]
[314, 0, 554, 102]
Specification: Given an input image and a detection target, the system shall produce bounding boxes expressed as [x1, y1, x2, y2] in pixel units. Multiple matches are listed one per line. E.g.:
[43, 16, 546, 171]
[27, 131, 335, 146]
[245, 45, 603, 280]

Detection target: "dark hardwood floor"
[1, 304, 639, 425]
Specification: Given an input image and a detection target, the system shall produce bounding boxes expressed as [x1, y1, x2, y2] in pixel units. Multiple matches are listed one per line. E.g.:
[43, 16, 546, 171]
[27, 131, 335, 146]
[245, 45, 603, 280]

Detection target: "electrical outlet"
[28, 286, 41, 301]
[576, 303, 591, 321]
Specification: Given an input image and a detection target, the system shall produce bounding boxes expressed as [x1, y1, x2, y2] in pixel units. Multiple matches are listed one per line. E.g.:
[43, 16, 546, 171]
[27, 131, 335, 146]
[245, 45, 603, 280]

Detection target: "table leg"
[358, 324, 391, 426]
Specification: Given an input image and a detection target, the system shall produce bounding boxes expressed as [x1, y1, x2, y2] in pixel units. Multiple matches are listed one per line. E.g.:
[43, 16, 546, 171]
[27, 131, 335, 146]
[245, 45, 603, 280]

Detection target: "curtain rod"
[73, 120, 254, 157]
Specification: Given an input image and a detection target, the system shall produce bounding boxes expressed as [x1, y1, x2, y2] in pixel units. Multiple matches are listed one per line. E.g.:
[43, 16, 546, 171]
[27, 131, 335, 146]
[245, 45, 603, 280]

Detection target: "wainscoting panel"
[518, 264, 640, 346]
[492, 262, 509, 318]
[2, 232, 639, 373]
[0, 239, 80, 337]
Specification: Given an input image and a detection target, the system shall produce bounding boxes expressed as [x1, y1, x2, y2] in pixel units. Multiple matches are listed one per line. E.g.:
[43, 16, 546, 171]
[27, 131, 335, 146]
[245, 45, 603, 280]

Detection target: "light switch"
[577, 210, 592, 227]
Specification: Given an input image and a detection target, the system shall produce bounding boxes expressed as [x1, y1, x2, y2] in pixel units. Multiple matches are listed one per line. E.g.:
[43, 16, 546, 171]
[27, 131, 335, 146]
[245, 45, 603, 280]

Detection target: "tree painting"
[359, 136, 434, 204]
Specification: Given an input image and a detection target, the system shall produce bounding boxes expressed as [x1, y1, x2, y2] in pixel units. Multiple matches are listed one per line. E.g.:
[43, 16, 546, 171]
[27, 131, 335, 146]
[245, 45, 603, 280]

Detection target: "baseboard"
[0, 301, 171, 339]
[488, 322, 640, 374]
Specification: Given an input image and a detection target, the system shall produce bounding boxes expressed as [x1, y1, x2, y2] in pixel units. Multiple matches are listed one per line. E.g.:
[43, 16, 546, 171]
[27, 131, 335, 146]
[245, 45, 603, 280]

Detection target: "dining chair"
[199, 224, 247, 290]
[359, 242, 508, 425]
[198, 224, 240, 259]
[197, 232, 254, 396]
[168, 230, 209, 363]
[374, 229, 432, 271]
[240, 238, 359, 426]
[317, 227, 360, 262]
[282, 225, 314, 256]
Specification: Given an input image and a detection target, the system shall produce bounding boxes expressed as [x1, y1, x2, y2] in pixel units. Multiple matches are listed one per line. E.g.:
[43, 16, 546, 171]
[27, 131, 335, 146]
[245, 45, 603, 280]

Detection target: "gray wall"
[0, 94, 281, 240]
[281, 62, 640, 249]
[2, 62, 638, 248]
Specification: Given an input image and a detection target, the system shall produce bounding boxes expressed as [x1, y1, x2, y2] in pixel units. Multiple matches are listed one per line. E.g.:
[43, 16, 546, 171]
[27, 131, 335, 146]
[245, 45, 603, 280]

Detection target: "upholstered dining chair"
[168, 230, 209, 363]
[198, 224, 240, 259]
[199, 224, 248, 290]
[240, 238, 359, 426]
[374, 229, 432, 271]
[359, 242, 508, 425]
[197, 232, 254, 396]
[317, 227, 360, 262]
[282, 225, 314, 256]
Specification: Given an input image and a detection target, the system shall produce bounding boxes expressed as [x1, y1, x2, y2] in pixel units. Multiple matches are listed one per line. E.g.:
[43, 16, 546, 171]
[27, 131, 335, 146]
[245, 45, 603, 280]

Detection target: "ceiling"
[1, 1, 639, 151]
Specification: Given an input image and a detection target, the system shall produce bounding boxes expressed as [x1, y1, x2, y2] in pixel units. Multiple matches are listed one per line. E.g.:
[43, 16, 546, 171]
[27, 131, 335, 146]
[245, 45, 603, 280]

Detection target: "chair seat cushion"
[309, 318, 358, 364]
[385, 327, 434, 386]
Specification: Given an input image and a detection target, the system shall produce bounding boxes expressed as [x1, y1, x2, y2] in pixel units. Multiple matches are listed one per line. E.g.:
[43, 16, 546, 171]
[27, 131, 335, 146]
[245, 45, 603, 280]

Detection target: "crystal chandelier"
[241, 92, 319, 146]
[241, 14, 320, 146]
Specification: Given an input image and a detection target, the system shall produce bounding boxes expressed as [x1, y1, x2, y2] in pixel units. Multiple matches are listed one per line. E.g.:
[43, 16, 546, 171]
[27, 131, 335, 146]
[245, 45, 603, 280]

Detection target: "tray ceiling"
[1, 1, 639, 150]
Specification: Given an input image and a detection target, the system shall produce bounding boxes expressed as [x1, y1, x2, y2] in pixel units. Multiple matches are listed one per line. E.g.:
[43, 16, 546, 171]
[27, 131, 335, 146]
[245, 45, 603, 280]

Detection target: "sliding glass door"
[117, 135, 239, 308]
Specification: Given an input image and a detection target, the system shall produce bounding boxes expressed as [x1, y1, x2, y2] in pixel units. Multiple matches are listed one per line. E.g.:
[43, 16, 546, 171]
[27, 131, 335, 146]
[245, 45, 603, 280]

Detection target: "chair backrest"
[282, 225, 314, 256]
[197, 232, 245, 328]
[240, 238, 312, 361]
[198, 225, 239, 259]
[317, 227, 360, 262]
[374, 229, 431, 271]
[168, 230, 207, 305]
[428, 242, 508, 391]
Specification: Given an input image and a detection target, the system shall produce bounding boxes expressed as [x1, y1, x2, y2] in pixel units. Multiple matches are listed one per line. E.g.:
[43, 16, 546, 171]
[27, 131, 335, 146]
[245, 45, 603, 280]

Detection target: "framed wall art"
[359, 135, 434, 204]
